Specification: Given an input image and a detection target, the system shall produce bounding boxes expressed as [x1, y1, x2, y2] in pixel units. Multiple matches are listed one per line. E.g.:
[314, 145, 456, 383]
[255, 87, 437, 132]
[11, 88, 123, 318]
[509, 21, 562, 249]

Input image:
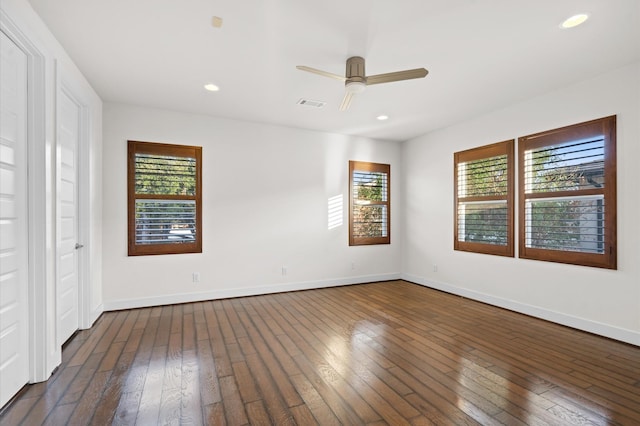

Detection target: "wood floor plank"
[245, 399, 273, 425]
[113, 309, 139, 344]
[58, 353, 103, 405]
[170, 304, 183, 335]
[66, 370, 112, 425]
[157, 332, 183, 425]
[91, 349, 136, 425]
[67, 313, 116, 367]
[0, 396, 41, 425]
[183, 313, 196, 352]
[196, 337, 222, 408]
[93, 310, 129, 354]
[289, 403, 319, 426]
[203, 401, 226, 426]
[111, 390, 142, 426]
[288, 373, 341, 426]
[218, 375, 248, 424]
[134, 345, 167, 425]
[3, 280, 639, 425]
[42, 402, 76, 426]
[180, 349, 203, 425]
[232, 360, 261, 404]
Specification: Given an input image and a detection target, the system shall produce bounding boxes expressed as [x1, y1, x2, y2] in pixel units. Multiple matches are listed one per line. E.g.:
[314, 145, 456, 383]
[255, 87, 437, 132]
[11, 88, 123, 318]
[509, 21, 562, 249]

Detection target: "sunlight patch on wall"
[328, 195, 343, 230]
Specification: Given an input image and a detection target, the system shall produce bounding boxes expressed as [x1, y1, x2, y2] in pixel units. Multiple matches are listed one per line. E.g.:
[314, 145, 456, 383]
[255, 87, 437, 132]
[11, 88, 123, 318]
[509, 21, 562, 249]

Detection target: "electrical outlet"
[282, 266, 287, 276]
[192, 272, 200, 283]
[351, 261, 356, 270]
[433, 264, 438, 272]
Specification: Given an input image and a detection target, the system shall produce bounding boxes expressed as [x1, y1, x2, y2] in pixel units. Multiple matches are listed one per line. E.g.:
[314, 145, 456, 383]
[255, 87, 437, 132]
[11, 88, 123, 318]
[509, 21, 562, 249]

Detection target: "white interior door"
[57, 89, 80, 346]
[0, 30, 29, 408]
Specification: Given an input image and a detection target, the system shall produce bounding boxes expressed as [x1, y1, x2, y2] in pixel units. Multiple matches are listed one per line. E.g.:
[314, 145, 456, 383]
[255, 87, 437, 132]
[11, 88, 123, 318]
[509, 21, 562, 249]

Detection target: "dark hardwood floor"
[1, 280, 639, 425]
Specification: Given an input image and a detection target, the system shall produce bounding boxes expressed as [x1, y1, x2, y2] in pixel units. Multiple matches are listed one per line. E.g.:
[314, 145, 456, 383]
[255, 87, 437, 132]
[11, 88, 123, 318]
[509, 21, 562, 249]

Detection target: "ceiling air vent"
[297, 98, 326, 108]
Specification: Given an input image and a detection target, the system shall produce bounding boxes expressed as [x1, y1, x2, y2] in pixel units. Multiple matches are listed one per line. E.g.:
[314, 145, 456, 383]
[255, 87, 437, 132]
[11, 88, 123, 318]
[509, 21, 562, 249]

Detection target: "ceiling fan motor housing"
[346, 56, 366, 85]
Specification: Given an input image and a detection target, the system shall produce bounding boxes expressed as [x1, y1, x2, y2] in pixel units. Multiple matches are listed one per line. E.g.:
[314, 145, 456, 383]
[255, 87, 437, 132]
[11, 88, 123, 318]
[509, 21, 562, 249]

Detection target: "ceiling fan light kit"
[297, 56, 428, 111]
[345, 80, 366, 94]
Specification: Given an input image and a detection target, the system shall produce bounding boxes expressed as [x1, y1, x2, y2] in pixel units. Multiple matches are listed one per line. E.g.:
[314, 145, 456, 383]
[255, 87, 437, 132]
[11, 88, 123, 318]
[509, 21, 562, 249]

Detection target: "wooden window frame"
[518, 116, 616, 269]
[128, 140, 202, 256]
[454, 140, 515, 257]
[349, 161, 391, 246]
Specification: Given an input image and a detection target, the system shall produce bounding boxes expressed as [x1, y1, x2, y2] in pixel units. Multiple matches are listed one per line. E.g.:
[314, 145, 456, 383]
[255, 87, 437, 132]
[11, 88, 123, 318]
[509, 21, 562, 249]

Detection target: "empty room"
[1, 0, 639, 424]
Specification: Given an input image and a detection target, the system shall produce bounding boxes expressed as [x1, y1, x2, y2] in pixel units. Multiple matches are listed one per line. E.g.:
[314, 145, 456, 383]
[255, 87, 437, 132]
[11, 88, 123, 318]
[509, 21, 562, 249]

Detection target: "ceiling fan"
[296, 56, 428, 111]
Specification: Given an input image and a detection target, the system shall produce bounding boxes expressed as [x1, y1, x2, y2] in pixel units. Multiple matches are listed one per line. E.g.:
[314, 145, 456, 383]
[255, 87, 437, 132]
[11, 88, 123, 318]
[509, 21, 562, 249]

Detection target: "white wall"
[102, 103, 402, 309]
[401, 62, 640, 346]
[1, 0, 103, 380]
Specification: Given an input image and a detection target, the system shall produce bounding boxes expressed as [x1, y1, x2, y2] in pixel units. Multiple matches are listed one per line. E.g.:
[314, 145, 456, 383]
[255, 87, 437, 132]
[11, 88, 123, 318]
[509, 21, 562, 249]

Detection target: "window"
[454, 140, 514, 256]
[349, 161, 390, 246]
[519, 116, 616, 269]
[128, 141, 202, 256]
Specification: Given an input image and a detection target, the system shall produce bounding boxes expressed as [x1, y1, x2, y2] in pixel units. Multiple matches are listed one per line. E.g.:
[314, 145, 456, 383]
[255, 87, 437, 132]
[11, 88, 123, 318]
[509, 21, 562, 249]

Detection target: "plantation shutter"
[349, 161, 390, 246]
[454, 140, 514, 257]
[128, 141, 202, 256]
[519, 115, 616, 269]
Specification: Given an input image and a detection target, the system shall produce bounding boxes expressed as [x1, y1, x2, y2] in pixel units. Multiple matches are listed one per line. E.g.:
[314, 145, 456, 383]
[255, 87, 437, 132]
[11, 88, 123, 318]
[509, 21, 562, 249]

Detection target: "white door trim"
[1, 10, 58, 383]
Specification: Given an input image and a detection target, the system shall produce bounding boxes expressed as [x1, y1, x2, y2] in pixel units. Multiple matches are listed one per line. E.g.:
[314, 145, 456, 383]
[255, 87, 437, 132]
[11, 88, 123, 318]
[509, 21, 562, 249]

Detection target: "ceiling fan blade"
[296, 65, 346, 82]
[339, 91, 355, 111]
[366, 68, 428, 85]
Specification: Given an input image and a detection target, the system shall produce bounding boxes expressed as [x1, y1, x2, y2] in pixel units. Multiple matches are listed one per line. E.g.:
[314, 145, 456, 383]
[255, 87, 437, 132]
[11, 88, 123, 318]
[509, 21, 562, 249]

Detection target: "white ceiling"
[27, 0, 640, 142]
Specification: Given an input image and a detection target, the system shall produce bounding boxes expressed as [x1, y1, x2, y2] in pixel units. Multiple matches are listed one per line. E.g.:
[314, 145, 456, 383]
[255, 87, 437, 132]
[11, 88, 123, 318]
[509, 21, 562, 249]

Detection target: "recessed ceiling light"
[204, 83, 220, 92]
[561, 14, 588, 29]
[376, 115, 389, 121]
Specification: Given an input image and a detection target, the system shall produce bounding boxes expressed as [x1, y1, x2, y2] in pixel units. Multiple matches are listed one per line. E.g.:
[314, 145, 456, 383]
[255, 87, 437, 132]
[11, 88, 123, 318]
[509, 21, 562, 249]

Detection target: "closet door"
[57, 89, 81, 346]
[0, 29, 29, 408]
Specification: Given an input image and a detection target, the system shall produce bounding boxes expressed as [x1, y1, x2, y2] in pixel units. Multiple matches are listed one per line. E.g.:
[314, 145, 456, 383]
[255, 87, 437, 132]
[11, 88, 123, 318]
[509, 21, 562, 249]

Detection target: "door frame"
[0, 10, 54, 382]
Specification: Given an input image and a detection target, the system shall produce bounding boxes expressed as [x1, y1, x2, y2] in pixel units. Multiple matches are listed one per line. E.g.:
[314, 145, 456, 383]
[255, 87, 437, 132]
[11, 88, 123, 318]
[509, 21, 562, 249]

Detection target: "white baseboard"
[401, 273, 640, 347]
[103, 273, 402, 312]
